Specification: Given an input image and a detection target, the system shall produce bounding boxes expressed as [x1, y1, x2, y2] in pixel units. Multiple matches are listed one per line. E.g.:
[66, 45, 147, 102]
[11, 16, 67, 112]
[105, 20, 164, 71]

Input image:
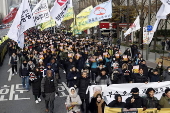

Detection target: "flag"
[40, 18, 56, 31]
[50, 0, 70, 26]
[32, 0, 51, 25]
[124, 16, 140, 37]
[88, 0, 112, 23]
[157, 0, 170, 19]
[17, 33, 25, 48]
[7, 0, 35, 42]
[63, 0, 74, 21]
[2, 8, 18, 24]
[71, 6, 99, 35]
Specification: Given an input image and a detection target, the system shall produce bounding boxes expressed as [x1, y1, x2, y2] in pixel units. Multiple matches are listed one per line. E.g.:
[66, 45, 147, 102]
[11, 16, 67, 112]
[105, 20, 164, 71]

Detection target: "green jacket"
[159, 96, 170, 108]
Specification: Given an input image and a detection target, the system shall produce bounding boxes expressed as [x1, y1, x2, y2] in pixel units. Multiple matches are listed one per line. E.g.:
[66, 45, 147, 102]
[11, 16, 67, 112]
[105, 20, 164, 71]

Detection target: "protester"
[162, 66, 170, 81]
[77, 72, 90, 113]
[66, 87, 82, 113]
[19, 60, 30, 91]
[41, 70, 58, 113]
[96, 69, 111, 85]
[30, 68, 42, 104]
[89, 92, 106, 113]
[143, 88, 160, 109]
[159, 88, 170, 108]
[8, 52, 19, 75]
[108, 94, 125, 108]
[125, 87, 146, 109]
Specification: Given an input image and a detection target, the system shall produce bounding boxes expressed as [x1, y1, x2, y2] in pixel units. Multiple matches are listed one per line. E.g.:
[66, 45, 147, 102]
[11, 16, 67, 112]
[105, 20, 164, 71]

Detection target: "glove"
[42, 92, 45, 98]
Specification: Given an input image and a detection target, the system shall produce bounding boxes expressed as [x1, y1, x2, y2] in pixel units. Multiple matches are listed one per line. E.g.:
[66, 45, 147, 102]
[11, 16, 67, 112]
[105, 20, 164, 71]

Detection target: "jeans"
[22, 76, 29, 90]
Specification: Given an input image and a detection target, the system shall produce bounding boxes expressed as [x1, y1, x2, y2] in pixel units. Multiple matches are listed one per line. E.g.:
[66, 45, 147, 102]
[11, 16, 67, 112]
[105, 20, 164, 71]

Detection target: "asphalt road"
[0, 55, 69, 113]
[0, 29, 9, 37]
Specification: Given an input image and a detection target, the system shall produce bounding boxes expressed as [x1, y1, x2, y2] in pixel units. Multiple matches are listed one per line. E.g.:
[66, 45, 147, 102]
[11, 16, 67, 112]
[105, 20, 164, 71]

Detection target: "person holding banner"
[143, 88, 160, 109]
[125, 87, 146, 110]
[159, 88, 170, 108]
[108, 94, 125, 108]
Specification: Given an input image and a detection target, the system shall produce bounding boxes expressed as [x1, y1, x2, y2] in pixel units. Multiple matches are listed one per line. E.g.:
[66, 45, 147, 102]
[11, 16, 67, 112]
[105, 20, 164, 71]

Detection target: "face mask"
[132, 94, 139, 99]
[158, 64, 161, 67]
[23, 63, 27, 66]
[168, 70, 170, 72]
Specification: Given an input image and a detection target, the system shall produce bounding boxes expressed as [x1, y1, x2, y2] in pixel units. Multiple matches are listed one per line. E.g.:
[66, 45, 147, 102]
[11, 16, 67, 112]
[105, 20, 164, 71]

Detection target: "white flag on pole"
[124, 16, 140, 37]
[88, 0, 112, 23]
[50, 0, 70, 26]
[32, 0, 51, 25]
[7, 0, 35, 43]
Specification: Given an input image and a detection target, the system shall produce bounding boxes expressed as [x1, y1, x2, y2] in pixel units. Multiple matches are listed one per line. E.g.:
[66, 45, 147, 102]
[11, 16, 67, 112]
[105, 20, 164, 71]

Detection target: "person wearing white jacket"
[66, 87, 82, 113]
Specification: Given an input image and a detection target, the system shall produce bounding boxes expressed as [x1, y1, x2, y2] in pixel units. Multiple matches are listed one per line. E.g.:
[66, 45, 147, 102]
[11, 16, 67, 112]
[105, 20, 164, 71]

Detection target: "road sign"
[147, 25, 153, 31]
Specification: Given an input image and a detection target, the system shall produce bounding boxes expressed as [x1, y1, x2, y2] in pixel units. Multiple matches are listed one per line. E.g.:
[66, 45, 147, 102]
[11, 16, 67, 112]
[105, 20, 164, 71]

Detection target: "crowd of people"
[7, 28, 170, 113]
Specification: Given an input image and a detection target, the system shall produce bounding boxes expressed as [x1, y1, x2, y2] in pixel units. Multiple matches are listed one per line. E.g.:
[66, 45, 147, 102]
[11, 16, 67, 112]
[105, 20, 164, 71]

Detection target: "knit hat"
[130, 87, 139, 93]
[47, 63, 51, 66]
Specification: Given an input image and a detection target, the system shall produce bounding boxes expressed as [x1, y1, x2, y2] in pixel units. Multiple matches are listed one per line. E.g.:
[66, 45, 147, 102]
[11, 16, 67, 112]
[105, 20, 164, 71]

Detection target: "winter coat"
[66, 88, 82, 113]
[67, 70, 80, 88]
[150, 74, 160, 82]
[143, 96, 159, 108]
[77, 76, 90, 99]
[133, 73, 148, 83]
[31, 71, 42, 95]
[122, 69, 132, 83]
[108, 100, 125, 108]
[89, 97, 106, 113]
[51, 62, 59, 73]
[41, 75, 58, 94]
[159, 95, 170, 108]
[96, 75, 111, 85]
[163, 70, 170, 81]
[8, 55, 18, 65]
[19, 64, 30, 77]
[75, 57, 85, 71]
[125, 96, 146, 108]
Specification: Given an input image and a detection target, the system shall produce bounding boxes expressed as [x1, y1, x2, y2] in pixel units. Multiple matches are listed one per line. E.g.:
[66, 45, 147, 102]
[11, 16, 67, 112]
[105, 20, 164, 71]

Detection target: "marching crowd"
[7, 28, 170, 113]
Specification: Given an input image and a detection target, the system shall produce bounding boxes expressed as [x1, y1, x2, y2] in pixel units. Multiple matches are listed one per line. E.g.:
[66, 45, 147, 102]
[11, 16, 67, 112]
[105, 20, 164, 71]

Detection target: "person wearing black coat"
[108, 94, 125, 108]
[30, 68, 42, 104]
[67, 66, 80, 88]
[125, 87, 146, 109]
[133, 69, 148, 83]
[150, 69, 161, 82]
[139, 60, 149, 78]
[50, 58, 60, 79]
[77, 72, 90, 113]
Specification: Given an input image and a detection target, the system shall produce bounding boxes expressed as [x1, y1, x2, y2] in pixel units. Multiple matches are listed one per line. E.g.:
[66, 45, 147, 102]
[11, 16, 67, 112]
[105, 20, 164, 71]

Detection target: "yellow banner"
[71, 6, 99, 34]
[104, 107, 170, 113]
[63, 7, 74, 21]
[40, 19, 56, 31]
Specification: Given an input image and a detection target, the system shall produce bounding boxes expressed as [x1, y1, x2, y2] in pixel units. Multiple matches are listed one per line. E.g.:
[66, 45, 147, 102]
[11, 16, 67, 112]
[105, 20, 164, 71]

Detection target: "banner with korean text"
[32, 0, 51, 25]
[88, 82, 170, 105]
[88, 0, 112, 23]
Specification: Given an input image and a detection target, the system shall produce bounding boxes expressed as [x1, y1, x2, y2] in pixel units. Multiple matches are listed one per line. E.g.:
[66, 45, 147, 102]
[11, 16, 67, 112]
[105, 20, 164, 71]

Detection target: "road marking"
[7, 68, 12, 81]
[62, 82, 69, 92]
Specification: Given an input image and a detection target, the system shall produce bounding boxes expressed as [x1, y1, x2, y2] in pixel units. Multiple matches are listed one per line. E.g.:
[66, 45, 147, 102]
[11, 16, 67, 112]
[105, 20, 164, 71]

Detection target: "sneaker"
[15, 72, 17, 75]
[12, 73, 14, 76]
[35, 100, 39, 104]
[38, 98, 41, 102]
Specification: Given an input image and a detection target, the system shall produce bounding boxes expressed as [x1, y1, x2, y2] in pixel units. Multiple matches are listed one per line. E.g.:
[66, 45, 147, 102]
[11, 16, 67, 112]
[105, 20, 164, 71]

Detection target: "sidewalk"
[120, 45, 169, 68]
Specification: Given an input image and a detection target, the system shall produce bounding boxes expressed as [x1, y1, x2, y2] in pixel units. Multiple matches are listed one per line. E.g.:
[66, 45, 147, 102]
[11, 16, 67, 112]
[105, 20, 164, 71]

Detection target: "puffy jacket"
[150, 74, 160, 82]
[19, 64, 29, 76]
[133, 73, 148, 83]
[163, 67, 170, 81]
[96, 75, 111, 85]
[67, 70, 80, 88]
[159, 95, 170, 108]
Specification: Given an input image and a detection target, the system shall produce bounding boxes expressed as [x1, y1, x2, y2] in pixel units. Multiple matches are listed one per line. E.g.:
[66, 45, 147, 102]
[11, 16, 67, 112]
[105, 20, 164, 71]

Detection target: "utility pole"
[154, 0, 158, 60]
[146, 0, 151, 60]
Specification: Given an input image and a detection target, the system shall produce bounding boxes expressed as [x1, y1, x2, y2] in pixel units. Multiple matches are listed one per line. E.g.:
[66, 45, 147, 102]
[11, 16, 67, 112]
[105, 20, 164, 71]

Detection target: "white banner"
[7, 0, 35, 42]
[88, 0, 112, 23]
[124, 16, 140, 37]
[32, 0, 50, 25]
[88, 82, 170, 105]
[50, 0, 70, 26]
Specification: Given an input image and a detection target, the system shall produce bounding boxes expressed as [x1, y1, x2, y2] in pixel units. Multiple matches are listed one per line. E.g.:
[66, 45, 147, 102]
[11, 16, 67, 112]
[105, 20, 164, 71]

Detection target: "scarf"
[96, 99, 104, 113]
